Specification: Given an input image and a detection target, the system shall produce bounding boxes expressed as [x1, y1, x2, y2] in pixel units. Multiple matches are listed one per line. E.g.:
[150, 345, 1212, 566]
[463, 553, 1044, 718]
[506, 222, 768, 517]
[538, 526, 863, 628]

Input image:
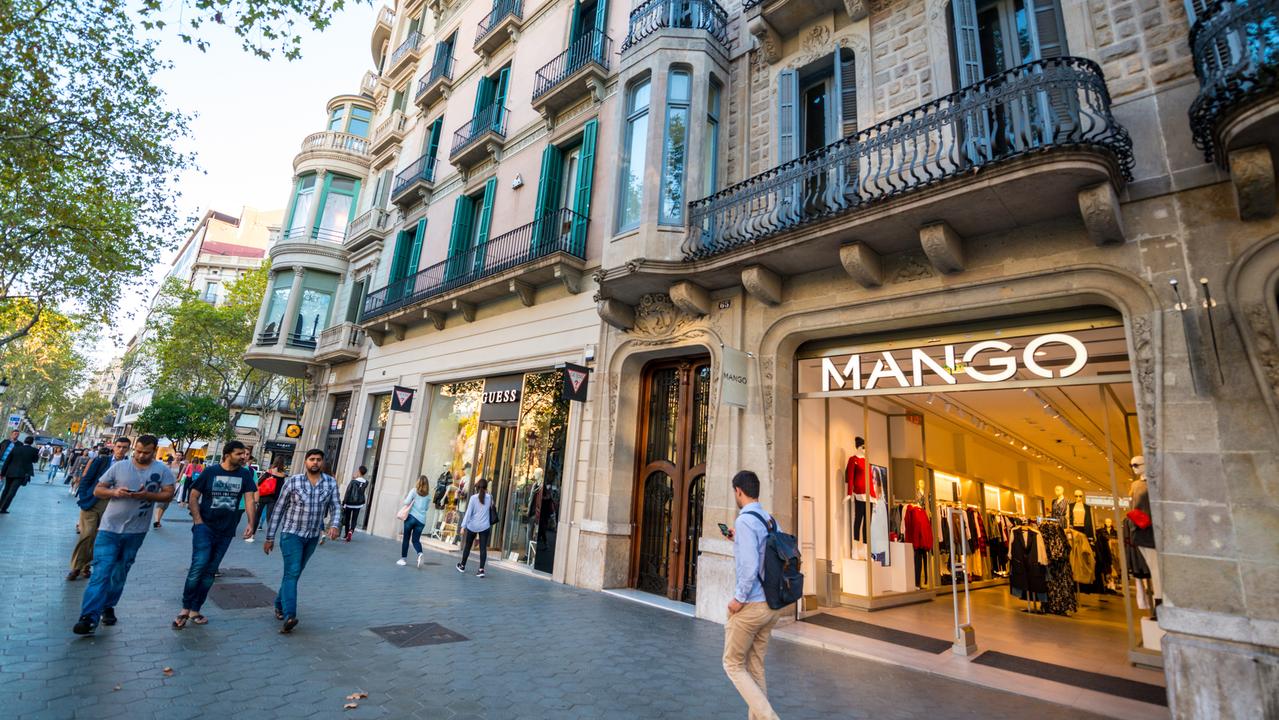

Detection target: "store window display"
[420, 381, 482, 542]
[1127, 455, 1161, 616]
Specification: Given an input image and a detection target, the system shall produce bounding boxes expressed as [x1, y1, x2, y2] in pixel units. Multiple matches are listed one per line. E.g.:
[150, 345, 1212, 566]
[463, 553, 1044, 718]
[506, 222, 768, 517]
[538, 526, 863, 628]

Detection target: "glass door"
[359, 394, 391, 530]
[471, 420, 517, 553]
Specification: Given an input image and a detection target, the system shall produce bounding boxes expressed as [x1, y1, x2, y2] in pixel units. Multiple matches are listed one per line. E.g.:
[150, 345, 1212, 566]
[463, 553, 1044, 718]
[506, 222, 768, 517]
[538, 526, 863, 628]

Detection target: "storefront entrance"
[630, 358, 710, 604]
[324, 393, 350, 476]
[359, 394, 391, 530]
[792, 310, 1165, 696]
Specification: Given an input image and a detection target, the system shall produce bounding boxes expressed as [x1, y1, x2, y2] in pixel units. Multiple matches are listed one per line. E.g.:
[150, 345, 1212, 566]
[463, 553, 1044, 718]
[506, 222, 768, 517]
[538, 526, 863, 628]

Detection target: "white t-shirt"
[98, 460, 177, 534]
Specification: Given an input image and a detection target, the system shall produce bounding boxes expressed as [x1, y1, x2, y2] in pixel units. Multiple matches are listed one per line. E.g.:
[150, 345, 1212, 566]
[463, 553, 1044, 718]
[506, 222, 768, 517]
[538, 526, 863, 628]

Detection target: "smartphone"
[718, 522, 732, 538]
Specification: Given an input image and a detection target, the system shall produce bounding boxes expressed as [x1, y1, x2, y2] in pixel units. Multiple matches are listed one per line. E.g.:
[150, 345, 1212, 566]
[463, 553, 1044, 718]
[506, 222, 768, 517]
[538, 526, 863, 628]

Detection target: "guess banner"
[562, 363, 590, 402]
[390, 385, 416, 413]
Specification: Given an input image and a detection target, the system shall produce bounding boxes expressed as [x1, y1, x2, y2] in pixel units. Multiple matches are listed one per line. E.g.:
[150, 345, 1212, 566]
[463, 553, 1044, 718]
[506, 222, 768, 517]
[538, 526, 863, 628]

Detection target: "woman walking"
[455, 478, 494, 578]
[397, 475, 433, 567]
[253, 456, 288, 540]
[48, 447, 64, 482]
[340, 466, 370, 542]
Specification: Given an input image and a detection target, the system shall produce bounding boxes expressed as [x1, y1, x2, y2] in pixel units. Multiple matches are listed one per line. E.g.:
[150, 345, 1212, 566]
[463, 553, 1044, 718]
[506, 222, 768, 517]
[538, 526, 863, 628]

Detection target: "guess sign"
[481, 389, 520, 404]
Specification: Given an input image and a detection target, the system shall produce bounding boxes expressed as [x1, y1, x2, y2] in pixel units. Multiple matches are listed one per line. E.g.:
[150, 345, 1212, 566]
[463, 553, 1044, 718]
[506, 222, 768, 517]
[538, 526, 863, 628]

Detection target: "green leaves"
[138, 0, 366, 60]
[135, 390, 226, 452]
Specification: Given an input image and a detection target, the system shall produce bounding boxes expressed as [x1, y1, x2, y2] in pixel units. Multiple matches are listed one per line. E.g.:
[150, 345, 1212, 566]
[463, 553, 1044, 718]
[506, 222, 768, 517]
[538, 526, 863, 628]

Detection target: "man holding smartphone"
[73, 435, 176, 635]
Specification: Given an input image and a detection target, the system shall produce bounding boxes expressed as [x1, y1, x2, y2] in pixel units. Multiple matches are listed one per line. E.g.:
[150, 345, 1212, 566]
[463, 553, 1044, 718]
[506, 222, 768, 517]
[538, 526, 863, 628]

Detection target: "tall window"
[287, 175, 317, 237]
[392, 88, 407, 114]
[265, 272, 293, 335]
[703, 79, 721, 196]
[660, 69, 691, 224]
[327, 107, 345, 132]
[618, 78, 651, 231]
[347, 107, 373, 137]
[316, 176, 359, 241]
[294, 271, 339, 342]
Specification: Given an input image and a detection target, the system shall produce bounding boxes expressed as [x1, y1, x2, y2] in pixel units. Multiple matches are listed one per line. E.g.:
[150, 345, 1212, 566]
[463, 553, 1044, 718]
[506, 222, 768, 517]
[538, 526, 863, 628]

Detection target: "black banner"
[390, 385, 416, 413]
[562, 363, 590, 402]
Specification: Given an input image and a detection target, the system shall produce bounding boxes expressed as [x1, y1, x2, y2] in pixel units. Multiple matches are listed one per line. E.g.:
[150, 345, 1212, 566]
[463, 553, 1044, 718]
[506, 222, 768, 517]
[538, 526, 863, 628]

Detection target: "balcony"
[371, 6, 394, 66]
[450, 104, 508, 167]
[598, 58, 1134, 304]
[245, 328, 314, 378]
[474, 0, 523, 56]
[256, 330, 280, 347]
[370, 110, 408, 156]
[360, 208, 589, 337]
[314, 322, 367, 364]
[1188, 0, 1278, 217]
[293, 131, 371, 173]
[391, 154, 439, 207]
[744, 0, 865, 36]
[416, 55, 455, 108]
[532, 30, 612, 114]
[388, 31, 424, 79]
[621, 0, 729, 54]
[345, 208, 394, 253]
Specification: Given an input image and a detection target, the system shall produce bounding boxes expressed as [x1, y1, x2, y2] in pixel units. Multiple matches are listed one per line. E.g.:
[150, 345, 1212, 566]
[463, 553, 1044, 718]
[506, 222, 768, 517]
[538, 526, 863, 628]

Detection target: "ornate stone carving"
[597, 298, 636, 331]
[843, 0, 869, 20]
[839, 242, 883, 288]
[889, 252, 935, 283]
[759, 356, 776, 480]
[1229, 145, 1277, 220]
[1246, 303, 1279, 407]
[748, 17, 780, 65]
[1130, 314, 1158, 469]
[1078, 182, 1126, 246]
[919, 222, 965, 274]
[631, 293, 695, 337]
[802, 25, 832, 58]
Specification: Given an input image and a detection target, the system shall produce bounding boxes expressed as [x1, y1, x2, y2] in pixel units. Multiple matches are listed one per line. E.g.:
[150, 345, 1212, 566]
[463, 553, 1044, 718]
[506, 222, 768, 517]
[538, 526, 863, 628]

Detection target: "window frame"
[617, 75, 652, 233]
[659, 67, 692, 225]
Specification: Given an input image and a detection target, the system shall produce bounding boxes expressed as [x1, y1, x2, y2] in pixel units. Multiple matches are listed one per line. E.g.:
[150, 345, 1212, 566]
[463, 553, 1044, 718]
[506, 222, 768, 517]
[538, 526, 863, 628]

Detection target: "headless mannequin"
[1128, 455, 1162, 611]
[845, 436, 869, 551]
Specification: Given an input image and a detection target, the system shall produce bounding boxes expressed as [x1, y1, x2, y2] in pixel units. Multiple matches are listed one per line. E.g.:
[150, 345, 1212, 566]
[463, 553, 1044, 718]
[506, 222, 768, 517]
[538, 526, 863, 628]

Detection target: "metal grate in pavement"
[208, 582, 277, 609]
[214, 567, 254, 578]
[370, 622, 468, 648]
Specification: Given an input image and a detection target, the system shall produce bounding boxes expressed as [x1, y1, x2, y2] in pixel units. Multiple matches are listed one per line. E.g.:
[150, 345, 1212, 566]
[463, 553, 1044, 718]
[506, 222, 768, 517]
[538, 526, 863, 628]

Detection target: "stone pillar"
[252, 271, 276, 342]
[280, 267, 307, 346]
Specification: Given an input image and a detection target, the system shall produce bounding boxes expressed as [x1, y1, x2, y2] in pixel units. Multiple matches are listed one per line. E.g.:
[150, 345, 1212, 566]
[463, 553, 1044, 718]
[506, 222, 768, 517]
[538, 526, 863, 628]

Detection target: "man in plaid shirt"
[263, 448, 340, 633]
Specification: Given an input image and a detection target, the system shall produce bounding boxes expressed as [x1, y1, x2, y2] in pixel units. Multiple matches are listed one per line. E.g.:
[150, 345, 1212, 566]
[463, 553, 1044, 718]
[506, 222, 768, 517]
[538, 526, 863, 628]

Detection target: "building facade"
[244, 0, 1278, 714]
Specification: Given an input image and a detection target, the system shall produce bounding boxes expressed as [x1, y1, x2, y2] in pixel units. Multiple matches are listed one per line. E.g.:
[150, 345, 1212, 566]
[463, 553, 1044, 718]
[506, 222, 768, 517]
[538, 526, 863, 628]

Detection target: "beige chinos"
[723, 601, 782, 720]
[70, 497, 109, 573]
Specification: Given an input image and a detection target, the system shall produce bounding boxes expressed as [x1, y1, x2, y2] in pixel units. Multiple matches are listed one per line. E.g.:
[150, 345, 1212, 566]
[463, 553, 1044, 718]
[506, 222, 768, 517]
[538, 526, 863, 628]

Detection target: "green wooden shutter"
[473, 177, 497, 273]
[474, 75, 494, 116]
[408, 217, 426, 273]
[777, 70, 798, 162]
[424, 118, 442, 178]
[593, 0, 609, 57]
[533, 144, 562, 252]
[1025, 0, 1072, 139]
[389, 229, 408, 281]
[569, 119, 597, 254]
[493, 65, 511, 129]
[951, 0, 982, 87]
[445, 194, 474, 280]
[838, 50, 857, 138]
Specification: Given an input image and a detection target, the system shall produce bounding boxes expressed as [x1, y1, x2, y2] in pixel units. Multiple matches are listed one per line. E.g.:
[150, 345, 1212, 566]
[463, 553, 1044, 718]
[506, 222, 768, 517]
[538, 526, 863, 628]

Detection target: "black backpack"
[744, 511, 803, 610]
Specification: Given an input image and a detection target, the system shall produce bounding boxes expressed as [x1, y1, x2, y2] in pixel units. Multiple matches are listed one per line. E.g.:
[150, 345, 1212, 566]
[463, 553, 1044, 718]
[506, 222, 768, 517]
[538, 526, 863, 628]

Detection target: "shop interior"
[794, 315, 1165, 690]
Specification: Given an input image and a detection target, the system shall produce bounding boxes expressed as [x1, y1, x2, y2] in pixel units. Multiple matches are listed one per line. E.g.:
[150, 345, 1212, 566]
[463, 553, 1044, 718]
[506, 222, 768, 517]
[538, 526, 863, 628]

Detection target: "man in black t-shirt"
[174, 440, 257, 627]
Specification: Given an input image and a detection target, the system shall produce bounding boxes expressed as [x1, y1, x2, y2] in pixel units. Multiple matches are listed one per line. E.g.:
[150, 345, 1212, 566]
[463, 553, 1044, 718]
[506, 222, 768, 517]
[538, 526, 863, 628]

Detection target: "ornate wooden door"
[631, 358, 711, 603]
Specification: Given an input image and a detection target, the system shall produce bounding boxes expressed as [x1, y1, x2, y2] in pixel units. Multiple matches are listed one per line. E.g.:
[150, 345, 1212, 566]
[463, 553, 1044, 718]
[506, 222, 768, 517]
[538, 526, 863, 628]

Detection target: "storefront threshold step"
[602, 589, 696, 618]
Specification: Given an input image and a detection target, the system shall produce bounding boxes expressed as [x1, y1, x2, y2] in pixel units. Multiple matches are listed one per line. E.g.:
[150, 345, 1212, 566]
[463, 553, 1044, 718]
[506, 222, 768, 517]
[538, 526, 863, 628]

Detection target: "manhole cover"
[370, 623, 468, 648]
[215, 568, 254, 578]
[208, 582, 277, 609]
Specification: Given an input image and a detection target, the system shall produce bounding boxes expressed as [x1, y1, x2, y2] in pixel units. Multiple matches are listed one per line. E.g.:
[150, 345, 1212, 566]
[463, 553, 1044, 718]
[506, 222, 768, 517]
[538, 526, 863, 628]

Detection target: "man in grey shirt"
[73, 435, 175, 635]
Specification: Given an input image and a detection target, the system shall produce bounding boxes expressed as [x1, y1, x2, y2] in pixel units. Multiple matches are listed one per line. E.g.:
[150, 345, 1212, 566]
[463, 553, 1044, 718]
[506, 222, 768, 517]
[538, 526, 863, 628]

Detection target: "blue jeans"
[401, 516, 424, 558]
[80, 530, 147, 622]
[274, 533, 319, 618]
[182, 524, 235, 612]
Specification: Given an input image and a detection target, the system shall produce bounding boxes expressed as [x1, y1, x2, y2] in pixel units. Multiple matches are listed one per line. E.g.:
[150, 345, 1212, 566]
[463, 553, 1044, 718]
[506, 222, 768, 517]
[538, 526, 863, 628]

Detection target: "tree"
[0, 0, 193, 350]
[138, 0, 370, 60]
[0, 302, 95, 429]
[134, 391, 225, 454]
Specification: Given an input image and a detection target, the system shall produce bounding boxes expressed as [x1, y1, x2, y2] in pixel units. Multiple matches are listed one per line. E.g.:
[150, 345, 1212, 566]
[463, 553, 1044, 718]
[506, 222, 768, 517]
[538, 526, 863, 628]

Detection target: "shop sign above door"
[819, 332, 1095, 392]
[479, 374, 524, 422]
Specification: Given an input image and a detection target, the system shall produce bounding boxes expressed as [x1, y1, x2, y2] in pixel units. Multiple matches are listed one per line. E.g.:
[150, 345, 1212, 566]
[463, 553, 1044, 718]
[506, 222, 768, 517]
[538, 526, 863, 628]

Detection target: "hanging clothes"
[1067, 529, 1096, 584]
[1041, 522, 1077, 615]
[902, 504, 933, 550]
[1008, 525, 1047, 601]
[870, 493, 890, 565]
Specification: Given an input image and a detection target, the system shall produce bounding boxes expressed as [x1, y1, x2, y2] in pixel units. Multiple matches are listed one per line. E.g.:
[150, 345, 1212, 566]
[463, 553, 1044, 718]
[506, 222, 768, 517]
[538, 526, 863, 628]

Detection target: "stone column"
[252, 270, 277, 343]
[280, 266, 307, 346]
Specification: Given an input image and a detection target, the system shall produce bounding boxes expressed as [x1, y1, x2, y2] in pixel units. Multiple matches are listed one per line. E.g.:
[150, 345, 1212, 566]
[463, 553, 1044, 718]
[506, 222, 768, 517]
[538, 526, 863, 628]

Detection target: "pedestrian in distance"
[38, 443, 51, 473]
[178, 457, 204, 507]
[174, 440, 257, 628]
[72, 435, 176, 635]
[68, 448, 91, 492]
[251, 456, 287, 542]
[0, 436, 40, 513]
[48, 445, 64, 482]
[455, 477, 494, 578]
[263, 448, 340, 634]
[340, 465, 370, 542]
[67, 440, 130, 580]
[397, 475, 432, 567]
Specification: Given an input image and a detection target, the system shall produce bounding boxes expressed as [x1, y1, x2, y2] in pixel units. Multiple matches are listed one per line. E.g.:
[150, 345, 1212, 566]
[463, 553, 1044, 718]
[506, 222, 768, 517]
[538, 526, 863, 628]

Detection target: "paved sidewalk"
[0, 480, 1102, 719]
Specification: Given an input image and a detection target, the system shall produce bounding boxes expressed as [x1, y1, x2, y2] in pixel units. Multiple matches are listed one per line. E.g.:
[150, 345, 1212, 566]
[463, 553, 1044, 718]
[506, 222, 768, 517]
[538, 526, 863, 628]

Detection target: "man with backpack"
[724, 470, 799, 720]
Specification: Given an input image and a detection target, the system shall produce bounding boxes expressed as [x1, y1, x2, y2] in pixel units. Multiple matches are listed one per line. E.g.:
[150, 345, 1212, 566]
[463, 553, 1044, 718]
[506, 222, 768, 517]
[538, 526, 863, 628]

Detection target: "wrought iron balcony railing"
[256, 330, 280, 346]
[361, 208, 587, 321]
[743, 0, 763, 8]
[476, 0, 523, 45]
[451, 103, 508, 158]
[533, 29, 612, 101]
[393, 154, 439, 198]
[1188, 0, 1279, 162]
[683, 57, 1134, 261]
[390, 31, 424, 68]
[418, 55, 455, 98]
[621, 0, 729, 53]
[286, 329, 318, 350]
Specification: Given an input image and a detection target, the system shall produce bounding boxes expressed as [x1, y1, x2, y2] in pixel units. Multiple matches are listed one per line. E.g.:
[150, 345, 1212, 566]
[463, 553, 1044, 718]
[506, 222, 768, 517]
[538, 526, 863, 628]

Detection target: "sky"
[89, 3, 381, 367]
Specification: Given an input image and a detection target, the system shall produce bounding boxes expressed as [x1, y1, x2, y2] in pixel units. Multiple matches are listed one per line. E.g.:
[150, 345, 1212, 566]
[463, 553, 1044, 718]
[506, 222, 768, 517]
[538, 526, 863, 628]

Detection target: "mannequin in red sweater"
[845, 436, 875, 543]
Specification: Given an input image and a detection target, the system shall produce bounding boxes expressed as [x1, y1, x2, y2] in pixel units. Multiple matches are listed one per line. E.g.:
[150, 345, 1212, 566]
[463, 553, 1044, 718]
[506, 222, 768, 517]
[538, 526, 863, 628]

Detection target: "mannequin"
[1050, 485, 1068, 524]
[915, 479, 927, 506]
[1069, 489, 1094, 536]
[1128, 455, 1162, 611]
[845, 437, 872, 544]
[1098, 517, 1120, 592]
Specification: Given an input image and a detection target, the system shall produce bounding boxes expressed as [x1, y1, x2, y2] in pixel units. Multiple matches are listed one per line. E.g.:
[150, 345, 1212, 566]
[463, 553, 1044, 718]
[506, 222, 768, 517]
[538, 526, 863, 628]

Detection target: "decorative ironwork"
[450, 103, 508, 159]
[532, 29, 612, 102]
[417, 54, 455, 101]
[287, 329, 319, 350]
[636, 471, 673, 595]
[1188, 0, 1279, 162]
[683, 57, 1134, 261]
[361, 208, 587, 321]
[475, 0, 522, 46]
[392, 154, 438, 198]
[256, 330, 280, 346]
[742, 0, 764, 8]
[390, 31, 423, 68]
[681, 474, 705, 604]
[621, 0, 729, 53]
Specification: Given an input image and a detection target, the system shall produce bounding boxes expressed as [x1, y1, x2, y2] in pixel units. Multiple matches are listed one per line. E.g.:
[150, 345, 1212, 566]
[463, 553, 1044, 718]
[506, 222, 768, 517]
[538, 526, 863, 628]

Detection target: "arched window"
[618, 77, 651, 231]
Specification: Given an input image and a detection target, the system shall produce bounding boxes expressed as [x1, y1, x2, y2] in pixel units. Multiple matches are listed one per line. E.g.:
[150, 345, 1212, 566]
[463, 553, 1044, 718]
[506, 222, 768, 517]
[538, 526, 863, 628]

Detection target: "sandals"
[172, 613, 189, 629]
[189, 614, 207, 625]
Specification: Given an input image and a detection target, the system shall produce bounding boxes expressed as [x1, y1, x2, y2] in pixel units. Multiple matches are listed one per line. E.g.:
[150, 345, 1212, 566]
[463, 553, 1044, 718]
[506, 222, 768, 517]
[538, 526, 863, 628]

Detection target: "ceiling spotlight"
[925, 394, 934, 405]
[1034, 350, 1047, 357]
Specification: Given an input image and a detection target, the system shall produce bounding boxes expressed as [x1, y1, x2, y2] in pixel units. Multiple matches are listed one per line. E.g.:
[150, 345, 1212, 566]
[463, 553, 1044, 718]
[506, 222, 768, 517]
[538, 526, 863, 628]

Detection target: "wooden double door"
[630, 358, 711, 604]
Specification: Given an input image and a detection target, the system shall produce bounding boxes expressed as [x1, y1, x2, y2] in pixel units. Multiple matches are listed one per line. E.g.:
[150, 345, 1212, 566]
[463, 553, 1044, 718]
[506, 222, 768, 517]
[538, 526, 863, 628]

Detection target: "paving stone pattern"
[0, 480, 1105, 718]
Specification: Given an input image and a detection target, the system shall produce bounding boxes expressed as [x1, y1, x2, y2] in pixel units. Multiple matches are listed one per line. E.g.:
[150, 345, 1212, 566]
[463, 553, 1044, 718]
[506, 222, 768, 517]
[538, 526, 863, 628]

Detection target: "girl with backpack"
[397, 475, 432, 567]
[455, 478, 495, 578]
[251, 456, 288, 542]
[340, 466, 370, 541]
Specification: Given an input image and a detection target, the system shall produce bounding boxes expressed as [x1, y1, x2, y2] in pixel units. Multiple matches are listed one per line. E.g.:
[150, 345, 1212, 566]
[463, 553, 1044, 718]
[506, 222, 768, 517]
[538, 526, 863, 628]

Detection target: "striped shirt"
[265, 472, 341, 541]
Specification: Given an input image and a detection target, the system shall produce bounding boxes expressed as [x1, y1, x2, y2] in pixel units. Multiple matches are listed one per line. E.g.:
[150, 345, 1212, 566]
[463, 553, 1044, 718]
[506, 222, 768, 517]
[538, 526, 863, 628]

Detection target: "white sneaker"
[396, 558, 407, 566]
[245, 537, 255, 543]
[416, 553, 423, 569]
[455, 563, 465, 573]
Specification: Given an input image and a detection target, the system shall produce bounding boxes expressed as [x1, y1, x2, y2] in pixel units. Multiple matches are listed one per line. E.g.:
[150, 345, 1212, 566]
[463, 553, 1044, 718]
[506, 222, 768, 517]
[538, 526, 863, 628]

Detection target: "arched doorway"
[630, 357, 711, 604]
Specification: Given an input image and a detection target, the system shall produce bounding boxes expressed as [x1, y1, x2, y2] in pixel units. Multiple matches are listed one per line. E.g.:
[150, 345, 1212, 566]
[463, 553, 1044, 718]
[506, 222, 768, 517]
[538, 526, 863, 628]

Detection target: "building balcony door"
[630, 358, 711, 604]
